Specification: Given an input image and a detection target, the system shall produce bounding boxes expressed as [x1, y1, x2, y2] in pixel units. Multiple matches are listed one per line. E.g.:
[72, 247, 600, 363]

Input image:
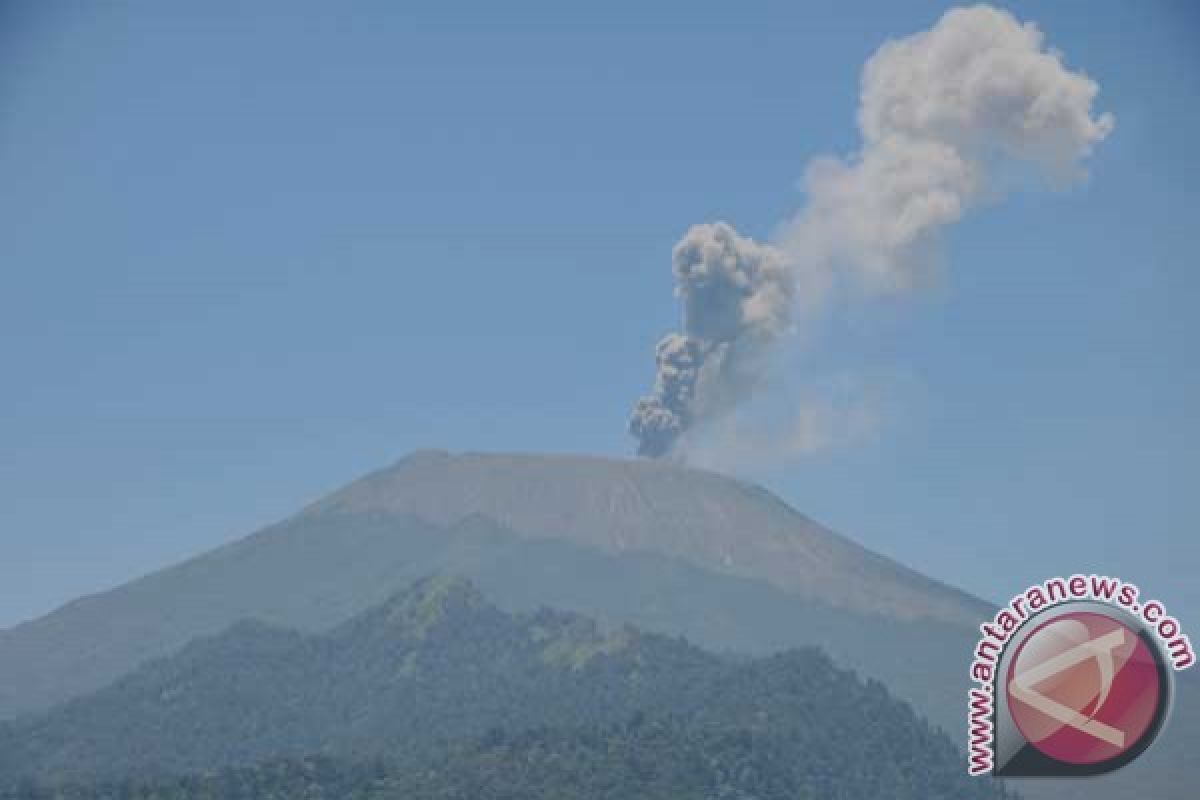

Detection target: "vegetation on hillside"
[0, 578, 1010, 800]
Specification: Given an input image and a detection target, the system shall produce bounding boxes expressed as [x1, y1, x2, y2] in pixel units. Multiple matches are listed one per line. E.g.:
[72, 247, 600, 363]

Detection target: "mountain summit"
[314, 450, 987, 624]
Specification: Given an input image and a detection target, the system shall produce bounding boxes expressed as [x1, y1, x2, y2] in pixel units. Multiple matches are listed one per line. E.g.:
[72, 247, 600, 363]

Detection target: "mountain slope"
[316, 450, 989, 625]
[0, 578, 1008, 800]
[0, 451, 986, 721]
[4, 723, 1004, 800]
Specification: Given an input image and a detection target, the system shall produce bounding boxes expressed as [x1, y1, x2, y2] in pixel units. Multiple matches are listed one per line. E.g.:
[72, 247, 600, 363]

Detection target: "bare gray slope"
[316, 450, 989, 625]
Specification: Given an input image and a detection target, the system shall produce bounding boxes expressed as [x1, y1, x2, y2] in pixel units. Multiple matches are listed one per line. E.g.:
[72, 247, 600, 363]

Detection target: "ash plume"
[630, 5, 1113, 460]
[629, 223, 789, 457]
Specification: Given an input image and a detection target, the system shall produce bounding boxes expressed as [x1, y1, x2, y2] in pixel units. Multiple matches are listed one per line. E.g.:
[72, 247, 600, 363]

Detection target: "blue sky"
[2, 0, 1197, 629]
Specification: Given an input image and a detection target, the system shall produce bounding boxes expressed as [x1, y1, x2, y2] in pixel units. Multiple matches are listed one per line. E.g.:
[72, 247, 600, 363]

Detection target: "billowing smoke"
[629, 223, 789, 457]
[630, 5, 1113, 459]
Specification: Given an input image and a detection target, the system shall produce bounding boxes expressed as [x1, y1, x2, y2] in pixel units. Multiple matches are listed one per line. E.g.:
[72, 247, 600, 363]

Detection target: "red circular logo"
[1006, 611, 1163, 765]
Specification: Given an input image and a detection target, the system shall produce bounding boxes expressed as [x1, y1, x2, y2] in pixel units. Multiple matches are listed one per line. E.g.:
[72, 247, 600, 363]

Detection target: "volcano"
[1, 451, 1193, 799]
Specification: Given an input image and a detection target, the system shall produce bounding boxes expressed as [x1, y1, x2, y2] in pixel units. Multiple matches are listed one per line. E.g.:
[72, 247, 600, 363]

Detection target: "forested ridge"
[0, 577, 1011, 799]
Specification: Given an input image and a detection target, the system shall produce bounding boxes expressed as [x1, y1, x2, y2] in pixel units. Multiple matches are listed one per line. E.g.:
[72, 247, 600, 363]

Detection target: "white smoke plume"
[630, 5, 1113, 459]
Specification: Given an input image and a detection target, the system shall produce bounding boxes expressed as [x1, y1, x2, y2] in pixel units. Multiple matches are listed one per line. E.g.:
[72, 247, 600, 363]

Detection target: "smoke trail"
[630, 5, 1113, 459]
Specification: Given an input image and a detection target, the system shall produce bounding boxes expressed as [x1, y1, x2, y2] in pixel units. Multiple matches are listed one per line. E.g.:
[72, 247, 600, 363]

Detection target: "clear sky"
[2, 0, 1197, 630]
